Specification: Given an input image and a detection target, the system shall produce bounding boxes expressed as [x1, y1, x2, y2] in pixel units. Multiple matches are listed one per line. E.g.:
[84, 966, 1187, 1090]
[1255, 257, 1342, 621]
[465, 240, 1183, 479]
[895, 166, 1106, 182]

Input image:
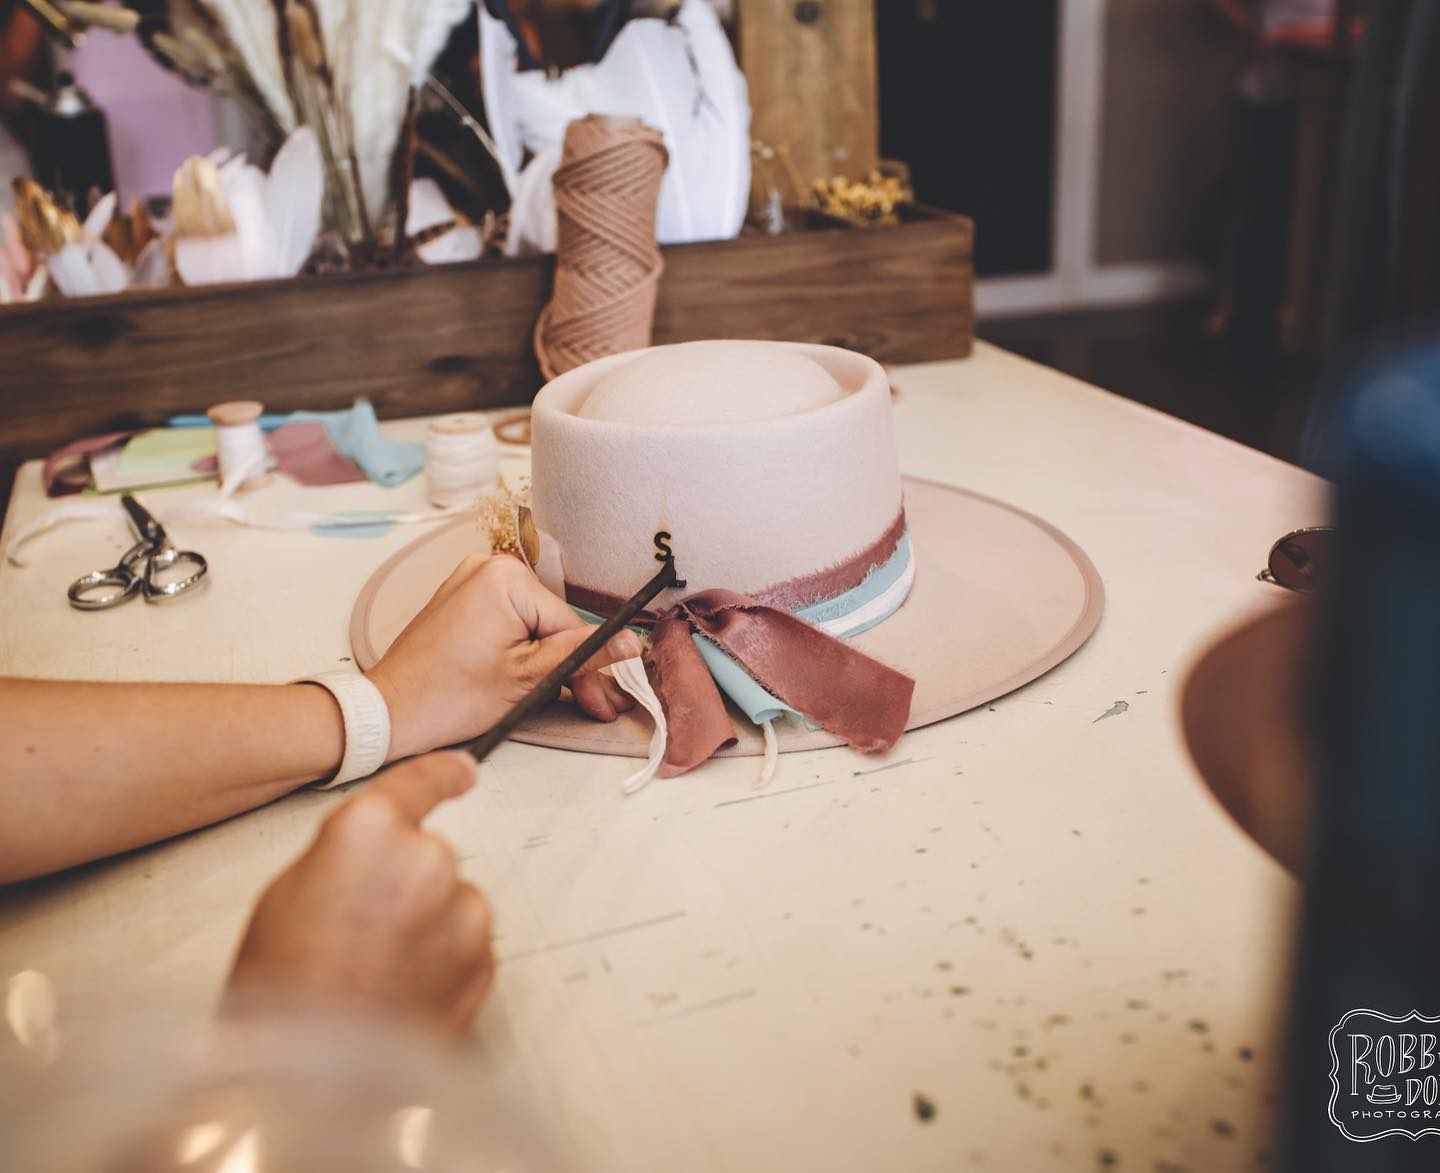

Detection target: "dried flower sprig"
[811, 168, 914, 226]
[475, 479, 531, 559]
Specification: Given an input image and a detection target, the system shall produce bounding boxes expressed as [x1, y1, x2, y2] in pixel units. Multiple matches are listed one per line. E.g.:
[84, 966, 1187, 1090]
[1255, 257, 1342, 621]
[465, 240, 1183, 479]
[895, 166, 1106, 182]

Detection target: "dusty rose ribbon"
[645, 589, 915, 778]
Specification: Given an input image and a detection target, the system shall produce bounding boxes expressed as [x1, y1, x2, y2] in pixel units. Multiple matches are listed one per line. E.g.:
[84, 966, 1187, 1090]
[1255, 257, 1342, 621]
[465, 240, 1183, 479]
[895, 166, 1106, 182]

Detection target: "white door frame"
[975, 0, 1207, 318]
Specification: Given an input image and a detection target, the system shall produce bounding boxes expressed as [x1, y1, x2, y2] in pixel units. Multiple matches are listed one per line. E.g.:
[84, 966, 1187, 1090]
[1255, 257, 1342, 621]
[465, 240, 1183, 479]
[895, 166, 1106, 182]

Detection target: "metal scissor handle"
[67, 494, 210, 610]
[67, 539, 150, 610]
[142, 545, 208, 602]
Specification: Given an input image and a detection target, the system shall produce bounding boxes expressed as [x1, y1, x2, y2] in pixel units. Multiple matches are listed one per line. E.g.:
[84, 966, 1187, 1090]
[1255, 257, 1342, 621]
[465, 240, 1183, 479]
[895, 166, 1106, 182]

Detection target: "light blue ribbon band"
[796, 532, 914, 636]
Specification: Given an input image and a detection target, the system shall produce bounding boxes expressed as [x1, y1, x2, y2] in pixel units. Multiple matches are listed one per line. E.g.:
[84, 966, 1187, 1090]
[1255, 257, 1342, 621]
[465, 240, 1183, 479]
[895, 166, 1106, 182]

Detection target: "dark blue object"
[1285, 345, 1440, 1170]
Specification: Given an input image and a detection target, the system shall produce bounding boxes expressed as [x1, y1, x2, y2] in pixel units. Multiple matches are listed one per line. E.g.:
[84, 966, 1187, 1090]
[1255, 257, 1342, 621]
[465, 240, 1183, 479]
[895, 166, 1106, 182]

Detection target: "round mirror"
[1265, 527, 1336, 592]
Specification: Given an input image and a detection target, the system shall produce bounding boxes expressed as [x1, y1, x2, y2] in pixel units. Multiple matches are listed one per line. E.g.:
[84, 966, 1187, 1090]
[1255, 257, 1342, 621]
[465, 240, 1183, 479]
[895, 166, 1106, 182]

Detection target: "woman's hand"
[228, 753, 493, 1039]
[367, 554, 640, 759]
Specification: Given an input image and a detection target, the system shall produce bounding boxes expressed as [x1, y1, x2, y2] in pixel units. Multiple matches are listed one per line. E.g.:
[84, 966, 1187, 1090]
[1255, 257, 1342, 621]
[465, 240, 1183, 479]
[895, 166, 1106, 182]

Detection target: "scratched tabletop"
[0, 344, 1327, 1172]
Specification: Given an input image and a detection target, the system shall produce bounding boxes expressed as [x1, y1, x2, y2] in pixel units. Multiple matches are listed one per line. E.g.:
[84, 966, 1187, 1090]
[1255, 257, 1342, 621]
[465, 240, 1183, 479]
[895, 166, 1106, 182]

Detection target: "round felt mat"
[350, 477, 1105, 757]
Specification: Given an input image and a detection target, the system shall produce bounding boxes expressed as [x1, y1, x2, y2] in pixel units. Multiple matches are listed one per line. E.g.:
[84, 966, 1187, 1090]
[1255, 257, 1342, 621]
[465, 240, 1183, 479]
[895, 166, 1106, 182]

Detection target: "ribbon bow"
[643, 588, 916, 778]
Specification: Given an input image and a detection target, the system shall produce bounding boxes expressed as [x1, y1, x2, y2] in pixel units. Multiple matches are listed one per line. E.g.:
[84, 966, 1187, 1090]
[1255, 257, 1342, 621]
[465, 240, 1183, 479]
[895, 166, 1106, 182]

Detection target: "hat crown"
[531, 340, 902, 608]
[577, 341, 844, 426]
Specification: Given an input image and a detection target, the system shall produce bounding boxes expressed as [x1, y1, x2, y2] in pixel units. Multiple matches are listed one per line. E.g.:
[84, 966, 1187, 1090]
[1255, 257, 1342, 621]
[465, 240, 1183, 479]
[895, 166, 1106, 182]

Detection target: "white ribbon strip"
[4, 498, 467, 567]
[610, 654, 781, 795]
[2, 501, 116, 567]
[611, 656, 667, 795]
[758, 719, 778, 788]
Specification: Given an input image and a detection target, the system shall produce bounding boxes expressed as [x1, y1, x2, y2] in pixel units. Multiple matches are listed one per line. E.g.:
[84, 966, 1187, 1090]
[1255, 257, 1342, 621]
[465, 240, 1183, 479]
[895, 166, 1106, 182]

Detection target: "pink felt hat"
[524, 341, 1073, 785]
[350, 341, 1104, 787]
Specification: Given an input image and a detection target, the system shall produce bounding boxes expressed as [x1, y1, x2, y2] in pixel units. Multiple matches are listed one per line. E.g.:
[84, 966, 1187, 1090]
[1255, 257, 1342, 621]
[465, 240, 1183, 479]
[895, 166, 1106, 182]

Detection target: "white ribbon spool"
[425, 415, 500, 508]
[208, 400, 273, 495]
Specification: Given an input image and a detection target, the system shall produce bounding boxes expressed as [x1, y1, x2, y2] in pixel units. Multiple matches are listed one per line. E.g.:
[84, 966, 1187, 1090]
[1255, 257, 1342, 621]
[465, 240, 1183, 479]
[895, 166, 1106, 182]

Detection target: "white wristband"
[300, 671, 392, 788]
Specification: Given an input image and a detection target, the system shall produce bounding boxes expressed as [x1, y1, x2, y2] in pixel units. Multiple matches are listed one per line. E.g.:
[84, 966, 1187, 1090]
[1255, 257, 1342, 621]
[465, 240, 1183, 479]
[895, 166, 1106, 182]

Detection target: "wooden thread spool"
[425, 413, 500, 508]
[207, 399, 272, 493]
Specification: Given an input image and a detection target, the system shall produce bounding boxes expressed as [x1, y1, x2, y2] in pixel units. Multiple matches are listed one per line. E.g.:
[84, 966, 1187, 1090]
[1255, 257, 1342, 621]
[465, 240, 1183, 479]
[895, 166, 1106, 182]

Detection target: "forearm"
[0, 679, 344, 883]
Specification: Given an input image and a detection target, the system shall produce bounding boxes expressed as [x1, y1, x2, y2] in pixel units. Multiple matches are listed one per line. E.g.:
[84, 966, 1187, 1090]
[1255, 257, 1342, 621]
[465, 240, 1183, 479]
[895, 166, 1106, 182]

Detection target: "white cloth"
[480, 0, 750, 254]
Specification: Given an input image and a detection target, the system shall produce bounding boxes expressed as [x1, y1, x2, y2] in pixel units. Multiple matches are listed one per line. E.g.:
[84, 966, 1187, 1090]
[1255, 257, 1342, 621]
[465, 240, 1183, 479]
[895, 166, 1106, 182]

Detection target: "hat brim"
[1180, 600, 1315, 876]
[352, 476, 1106, 759]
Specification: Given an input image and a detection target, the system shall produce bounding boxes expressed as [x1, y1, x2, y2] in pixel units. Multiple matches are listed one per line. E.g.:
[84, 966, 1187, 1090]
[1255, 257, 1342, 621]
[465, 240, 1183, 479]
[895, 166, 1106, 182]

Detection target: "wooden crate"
[0, 204, 972, 471]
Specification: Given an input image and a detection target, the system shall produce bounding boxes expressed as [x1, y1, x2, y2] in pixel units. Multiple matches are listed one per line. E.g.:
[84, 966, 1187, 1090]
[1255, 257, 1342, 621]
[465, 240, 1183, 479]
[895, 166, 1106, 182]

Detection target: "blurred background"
[876, 0, 1430, 465]
[1, 0, 1436, 466]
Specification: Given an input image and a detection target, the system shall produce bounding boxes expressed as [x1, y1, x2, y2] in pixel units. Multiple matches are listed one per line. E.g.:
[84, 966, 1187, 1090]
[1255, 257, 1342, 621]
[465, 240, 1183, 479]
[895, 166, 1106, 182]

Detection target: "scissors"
[68, 494, 208, 611]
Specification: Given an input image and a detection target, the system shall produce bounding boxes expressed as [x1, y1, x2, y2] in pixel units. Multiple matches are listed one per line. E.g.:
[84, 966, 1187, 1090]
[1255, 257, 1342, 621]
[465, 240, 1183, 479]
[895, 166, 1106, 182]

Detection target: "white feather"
[417, 226, 482, 264]
[405, 177, 453, 233]
[407, 178, 482, 265]
[176, 129, 318, 285]
[342, 0, 474, 224]
[47, 234, 129, 298]
[344, 0, 412, 222]
[410, 0, 472, 87]
[48, 243, 100, 297]
[223, 162, 277, 279]
[130, 239, 171, 289]
[82, 191, 117, 240]
[265, 126, 324, 275]
[311, 0, 355, 104]
[175, 234, 244, 286]
[86, 240, 129, 293]
[198, 0, 297, 132]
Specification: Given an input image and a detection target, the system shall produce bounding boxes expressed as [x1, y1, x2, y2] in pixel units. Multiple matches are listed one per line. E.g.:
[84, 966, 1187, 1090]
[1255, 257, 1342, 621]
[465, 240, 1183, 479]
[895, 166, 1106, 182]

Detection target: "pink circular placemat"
[351, 477, 1105, 757]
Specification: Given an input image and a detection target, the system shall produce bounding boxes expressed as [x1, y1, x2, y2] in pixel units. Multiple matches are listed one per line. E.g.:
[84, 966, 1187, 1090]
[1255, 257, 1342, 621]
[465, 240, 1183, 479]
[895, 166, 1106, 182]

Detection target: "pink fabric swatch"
[267, 421, 367, 486]
[44, 431, 133, 496]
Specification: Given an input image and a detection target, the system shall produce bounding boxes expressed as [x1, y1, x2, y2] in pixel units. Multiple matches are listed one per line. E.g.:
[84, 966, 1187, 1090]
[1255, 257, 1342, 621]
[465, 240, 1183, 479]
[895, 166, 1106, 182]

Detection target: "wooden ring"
[493, 411, 532, 446]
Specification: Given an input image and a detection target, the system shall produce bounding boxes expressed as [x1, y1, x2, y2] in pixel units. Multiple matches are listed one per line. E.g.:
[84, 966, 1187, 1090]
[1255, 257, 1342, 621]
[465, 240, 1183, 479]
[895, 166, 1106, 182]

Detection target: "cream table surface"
[0, 343, 1327, 1172]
